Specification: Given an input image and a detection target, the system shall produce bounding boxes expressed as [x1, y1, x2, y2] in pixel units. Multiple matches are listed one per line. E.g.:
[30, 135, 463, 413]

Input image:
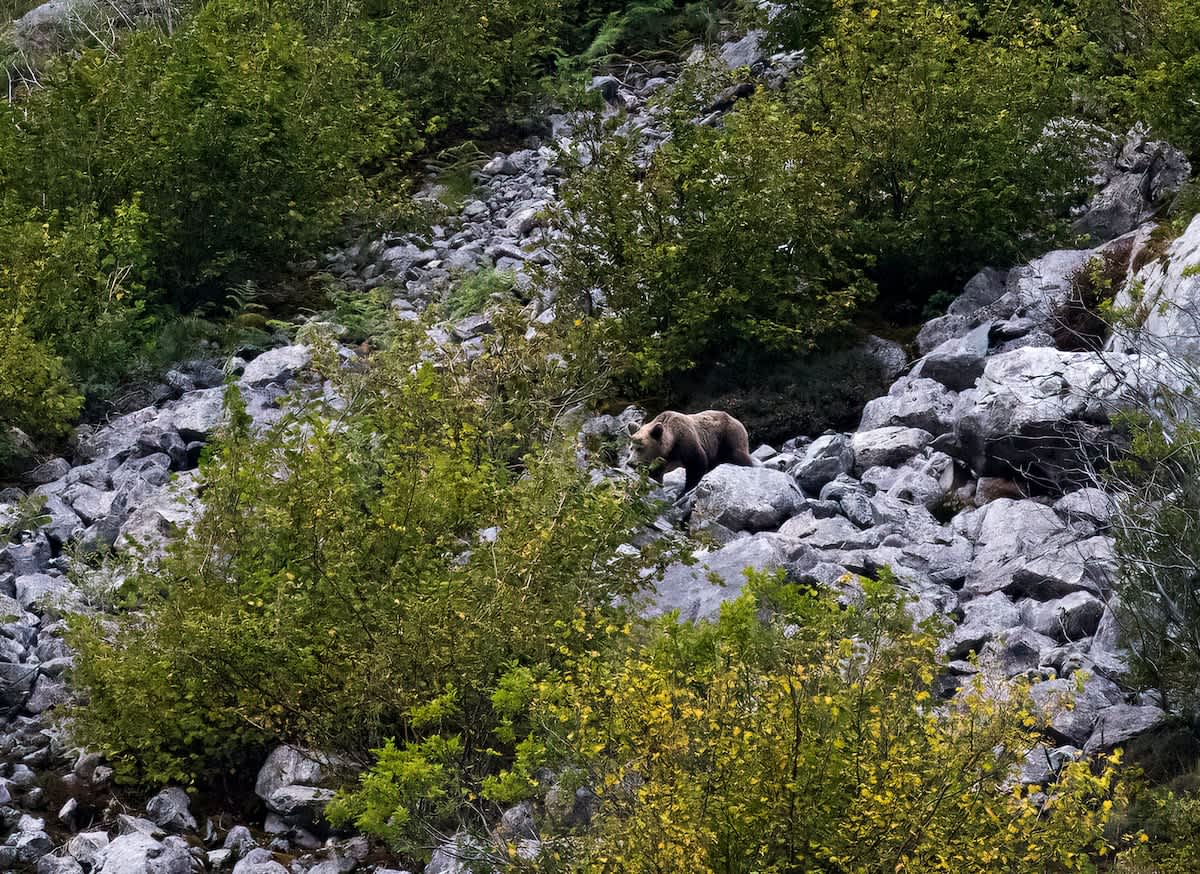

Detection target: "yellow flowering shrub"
[514, 571, 1127, 873]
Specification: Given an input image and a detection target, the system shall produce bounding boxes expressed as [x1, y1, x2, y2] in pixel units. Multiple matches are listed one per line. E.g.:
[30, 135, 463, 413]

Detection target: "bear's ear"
[627, 421, 639, 436]
[650, 423, 664, 441]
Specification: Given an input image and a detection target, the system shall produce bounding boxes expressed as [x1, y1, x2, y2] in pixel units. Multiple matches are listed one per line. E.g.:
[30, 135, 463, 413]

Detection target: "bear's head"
[627, 420, 669, 469]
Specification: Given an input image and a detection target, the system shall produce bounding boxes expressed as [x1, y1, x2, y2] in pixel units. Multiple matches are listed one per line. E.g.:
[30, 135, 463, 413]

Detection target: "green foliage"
[67, 312, 650, 806]
[560, 0, 723, 68]
[786, 0, 1089, 305]
[1078, 0, 1200, 159]
[555, 92, 872, 391]
[0, 312, 82, 464]
[557, 0, 1090, 391]
[1117, 783, 1200, 872]
[500, 571, 1129, 872]
[1108, 413, 1200, 716]
[677, 343, 895, 445]
[446, 268, 518, 319]
[0, 0, 402, 305]
[357, 0, 562, 138]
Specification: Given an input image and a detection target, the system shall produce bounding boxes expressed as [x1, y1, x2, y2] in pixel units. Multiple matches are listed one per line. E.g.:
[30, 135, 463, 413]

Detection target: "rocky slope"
[0, 17, 1196, 874]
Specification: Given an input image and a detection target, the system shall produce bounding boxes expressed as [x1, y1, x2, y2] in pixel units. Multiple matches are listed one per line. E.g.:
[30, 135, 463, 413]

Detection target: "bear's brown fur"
[628, 410, 754, 492]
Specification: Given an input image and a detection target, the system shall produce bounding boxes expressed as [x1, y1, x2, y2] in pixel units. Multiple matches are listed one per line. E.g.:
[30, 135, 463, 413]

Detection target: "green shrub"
[0, 0, 403, 306]
[491, 571, 1130, 872]
[1077, 0, 1200, 159]
[557, 0, 1089, 391]
[446, 268, 518, 319]
[67, 312, 650, 801]
[357, 0, 562, 138]
[555, 92, 873, 391]
[0, 313, 81, 465]
[785, 0, 1089, 308]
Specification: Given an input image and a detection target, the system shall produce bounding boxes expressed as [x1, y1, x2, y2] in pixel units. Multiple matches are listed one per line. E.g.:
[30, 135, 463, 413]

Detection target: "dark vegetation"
[3, 0, 1200, 868]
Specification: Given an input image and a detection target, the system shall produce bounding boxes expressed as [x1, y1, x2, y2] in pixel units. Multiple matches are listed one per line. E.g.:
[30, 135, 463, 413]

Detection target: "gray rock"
[95, 833, 192, 874]
[717, 29, 766, 70]
[0, 536, 51, 575]
[76, 407, 160, 462]
[855, 335, 908, 381]
[266, 785, 335, 818]
[11, 815, 52, 863]
[39, 494, 83, 546]
[498, 800, 538, 840]
[160, 388, 226, 440]
[1053, 488, 1114, 529]
[962, 499, 1066, 595]
[223, 825, 256, 857]
[851, 427, 933, 473]
[117, 814, 165, 837]
[116, 472, 202, 557]
[146, 786, 198, 832]
[1018, 745, 1079, 785]
[1029, 674, 1122, 746]
[949, 267, 1010, 317]
[62, 483, 115, 525]
[16, 572, 76, 612]
[67, 831, 110, 867]
[22, 458, 71, 486]
[646, 533, 797, 623]
[978, 626, 1057, 678]
[1074, 129, 1190, 242]
[942, 592, 1021, 659]
[426, 834, 488, 874]
[1019, 591, 1106, 642]
[859, 377, 958, 436]
[451, 313, 495, 340]
[26, 674, 68, 714]
[1107, 214, 1200, 360]
[482, 155, 520, 177]
[790, 434, 854, 492]
[838, 490, 876, 528]
[1014, 248, 1095, 321]
[38, 856, 85, 874]
[689, 466, 804, 534]
[1007, 535, 1114, 598]
[779, 511, 888, 551]
[912, 321, 992, 391]
[1083, 704, 1167, 753]
[916, 314, 970, 356]
[1088, 601, 1129, 678]
[955, 347, 1174, 486]
[255, 746, 326, 805]
[241, 346, 311, 387]
[886, 469, 948, 511]
[232, 848, 289, 874]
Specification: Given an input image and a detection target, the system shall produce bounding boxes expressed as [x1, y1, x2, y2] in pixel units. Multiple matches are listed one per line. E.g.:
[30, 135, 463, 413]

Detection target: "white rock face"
[689, 465, 805, 534]
[646, 533, 799, 623]
[955, 347, 1177, 485]
[1108, 213, 1200, 361]
[240, 344, 311, 387]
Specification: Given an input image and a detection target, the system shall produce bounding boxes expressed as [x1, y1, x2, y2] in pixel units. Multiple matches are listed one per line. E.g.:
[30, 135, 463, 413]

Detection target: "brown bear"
[627, 410, 755, 493]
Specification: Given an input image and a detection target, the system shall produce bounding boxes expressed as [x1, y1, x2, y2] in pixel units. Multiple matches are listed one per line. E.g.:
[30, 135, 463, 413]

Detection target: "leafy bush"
[1106, 414, 1200, 715]
[67, 312, 650, 802]
[785, 0, 1089, 307]
[445, 268, 518, 319]
[559, 0, 724, 67]
[489, 571, 1129, 872]
[557, 0, 1089, 391]
[677, 342, 894, 445]
[555, 93, 872, 391]
[1078, 0, 1200, 159]
[0, 313, 81, 465]
[0, 0, 402, 306]
[358, 0, 562, 138]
